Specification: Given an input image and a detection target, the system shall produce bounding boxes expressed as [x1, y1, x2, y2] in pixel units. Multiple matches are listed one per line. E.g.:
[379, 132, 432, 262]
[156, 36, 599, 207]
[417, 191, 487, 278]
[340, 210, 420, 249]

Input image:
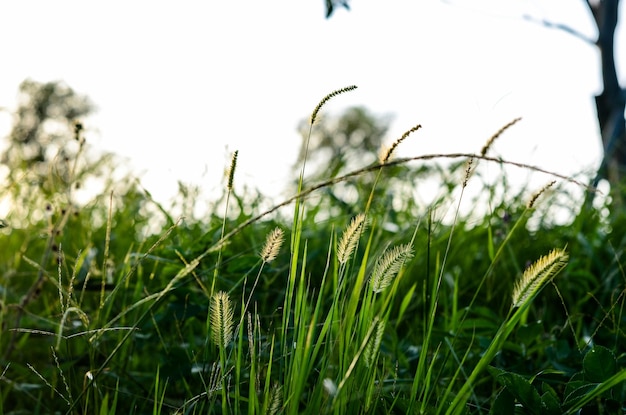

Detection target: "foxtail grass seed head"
[379, 124, 422, 164]
[480, 117, 522, 157]
[260, 227, 284, 263]
[364, 317, 385, 368]
[370, 244, 414, 293]
[462, 157, 474, 188]
[310, 85, 358, 125]
[268, 383, 283, 415]
[210, 291, 234, 348]
[527, 180, 556, 209]
[512, 248, 568, 308]
[337, 213, 367, 264]
[226, 150, 238, 191]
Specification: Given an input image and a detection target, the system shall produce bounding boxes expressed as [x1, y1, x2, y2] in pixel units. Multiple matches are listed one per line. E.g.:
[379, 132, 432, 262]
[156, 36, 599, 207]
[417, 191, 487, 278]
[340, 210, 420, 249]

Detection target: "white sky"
[0, 1, 623, 208]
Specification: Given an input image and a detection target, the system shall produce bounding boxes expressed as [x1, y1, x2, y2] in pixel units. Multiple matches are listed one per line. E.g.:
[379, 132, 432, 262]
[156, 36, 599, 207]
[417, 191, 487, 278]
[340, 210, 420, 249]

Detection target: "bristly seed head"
[260, 227, 285, 263]
[364, 317, 386, 368]
[527, 180, 556, 209]
[337, 213, 367, 264]
[380, 124, 422, 164]
[227, 150, 238, 191]
[310, 85, 358, 126]
[480, 117, 522, 157]
[210, 291, 234, 348]
[370, 244, 414, 293]
[267, 383, 283, 415]
[462, 157, 474, 188]
[511, 248, 568, 308]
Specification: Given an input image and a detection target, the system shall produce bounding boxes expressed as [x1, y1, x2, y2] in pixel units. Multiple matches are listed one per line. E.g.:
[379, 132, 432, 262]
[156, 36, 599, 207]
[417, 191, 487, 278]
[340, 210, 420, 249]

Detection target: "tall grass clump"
[1, 84, 625, 414]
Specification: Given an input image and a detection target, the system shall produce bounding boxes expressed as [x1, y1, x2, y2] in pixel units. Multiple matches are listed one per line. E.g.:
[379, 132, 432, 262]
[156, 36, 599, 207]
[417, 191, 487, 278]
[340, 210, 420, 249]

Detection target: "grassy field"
[1, 87, 625, 414]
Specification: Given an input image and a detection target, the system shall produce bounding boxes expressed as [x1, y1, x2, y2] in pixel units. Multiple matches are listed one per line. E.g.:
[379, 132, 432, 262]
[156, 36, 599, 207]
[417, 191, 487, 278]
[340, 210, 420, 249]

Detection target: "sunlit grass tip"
[210, 291, 234, 348]
[260, 227, 285, 263]
[370, 243, 414, 293]
[310, 85, 358, 125]
[480, 117, 522, 157]
[527, 180, 557, 209]
[227, 150, 238, 191]
[462, 157, 474, 188]
[337, 213, 368, 264]
[512, 248, 569, 308]
[379, 124, 422, 164]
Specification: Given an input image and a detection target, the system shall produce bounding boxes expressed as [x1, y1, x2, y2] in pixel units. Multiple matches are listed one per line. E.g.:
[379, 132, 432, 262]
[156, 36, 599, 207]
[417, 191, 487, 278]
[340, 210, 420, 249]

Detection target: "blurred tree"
[0, 79, 121, 226]
[296, 106, 389, 179]
[2, 80, 94, 199]
[4, 79, 93, 172]
[294, 106, 431, 219]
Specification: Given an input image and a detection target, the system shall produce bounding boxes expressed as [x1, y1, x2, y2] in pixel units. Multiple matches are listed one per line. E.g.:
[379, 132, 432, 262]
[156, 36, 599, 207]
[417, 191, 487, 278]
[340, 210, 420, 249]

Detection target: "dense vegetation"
[1, 85, 625, 414]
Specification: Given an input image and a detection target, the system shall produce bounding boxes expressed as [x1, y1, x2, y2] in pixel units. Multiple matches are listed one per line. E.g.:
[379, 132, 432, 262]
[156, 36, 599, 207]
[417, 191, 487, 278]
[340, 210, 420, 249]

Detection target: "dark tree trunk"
[586, 0, 626, 206]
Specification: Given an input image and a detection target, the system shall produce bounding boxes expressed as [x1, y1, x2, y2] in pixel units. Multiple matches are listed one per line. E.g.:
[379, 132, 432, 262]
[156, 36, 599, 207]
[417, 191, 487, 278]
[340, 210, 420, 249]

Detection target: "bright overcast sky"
[0, 1, 623, 207]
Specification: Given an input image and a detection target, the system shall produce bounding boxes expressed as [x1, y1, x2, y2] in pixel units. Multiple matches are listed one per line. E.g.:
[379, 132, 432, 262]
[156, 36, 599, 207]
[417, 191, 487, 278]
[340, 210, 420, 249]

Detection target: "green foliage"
[1, 83, 625, 414]
[488, 345, 626, 414]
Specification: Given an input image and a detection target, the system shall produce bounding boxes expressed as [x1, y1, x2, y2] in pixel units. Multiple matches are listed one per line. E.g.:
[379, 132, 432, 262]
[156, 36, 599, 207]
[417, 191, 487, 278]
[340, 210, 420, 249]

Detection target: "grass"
[1, 86, 625, 414]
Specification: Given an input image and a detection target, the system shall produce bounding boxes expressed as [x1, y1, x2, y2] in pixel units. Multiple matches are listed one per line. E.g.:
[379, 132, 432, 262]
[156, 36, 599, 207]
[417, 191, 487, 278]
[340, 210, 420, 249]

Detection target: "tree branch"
[522, 14, 596, 45]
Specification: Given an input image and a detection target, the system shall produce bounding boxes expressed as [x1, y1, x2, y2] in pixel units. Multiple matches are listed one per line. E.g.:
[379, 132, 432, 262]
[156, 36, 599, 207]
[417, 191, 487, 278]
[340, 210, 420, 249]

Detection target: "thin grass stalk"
[281, 241, 307, 413]
[212, 150, 238, 296]
[152, 366, 168, 415]
[27, 362, 70, 406]
[318, 230, 343, 358]
[75, 248, 93, 308]
[436, 335, 475, 413]
[235, 300, 246, 415]
[563, 368, 626, 414]
[98, 191, 114, 313]
[417, 341, 443, 413]
[261, 335, 278, 414]
[246, 312, 259, 415]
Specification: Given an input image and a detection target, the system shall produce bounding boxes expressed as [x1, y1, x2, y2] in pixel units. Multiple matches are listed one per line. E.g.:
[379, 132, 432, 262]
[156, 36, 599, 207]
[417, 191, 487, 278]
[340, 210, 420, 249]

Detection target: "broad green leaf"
[540, 382, 562, 415]
[562, 383, 596, 408]
[583, 345, 616, 383]
[489, 367, 543, 414]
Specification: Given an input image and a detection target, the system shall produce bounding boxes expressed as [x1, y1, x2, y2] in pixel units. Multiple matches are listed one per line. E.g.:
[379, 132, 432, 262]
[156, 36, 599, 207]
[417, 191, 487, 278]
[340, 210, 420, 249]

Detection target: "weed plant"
[0, 87, 625, 414]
